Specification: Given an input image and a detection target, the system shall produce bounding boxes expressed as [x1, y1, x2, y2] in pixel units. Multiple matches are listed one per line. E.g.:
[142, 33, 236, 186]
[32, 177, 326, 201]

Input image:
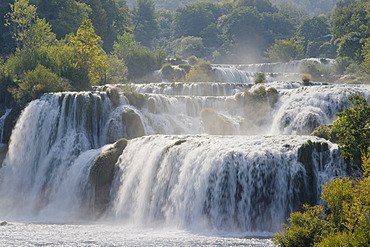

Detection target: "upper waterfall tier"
[134, 82, 251, 96]
[109, 135, 346, 232]
[139, 84, 370, 136]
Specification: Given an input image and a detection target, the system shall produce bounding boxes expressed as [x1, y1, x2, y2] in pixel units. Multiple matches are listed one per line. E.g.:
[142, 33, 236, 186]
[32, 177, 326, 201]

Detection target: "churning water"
[0, 61, 369, 246]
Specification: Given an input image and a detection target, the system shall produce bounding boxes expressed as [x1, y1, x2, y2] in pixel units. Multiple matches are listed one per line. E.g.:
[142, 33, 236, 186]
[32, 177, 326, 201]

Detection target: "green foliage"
[113, 32, 164, 80]
[172, 2, 222, 39]
[274, 151, 370, 247]
[266, 38, 304, 63]
[254, 72, 266, 84]
[331, 95, 370, 165]
[10, 64, 70, 107]
[334, 56, 355, 74]
[331, 0, 370, 63]
[362, 37, 370, 74]
[70, 18, 108, 85]
[155, 9, 174, 46]
[81, 0, 131, 52]
[124, 48, 158, 80]
[299, 60, 333, 79]
[0, 0, 15, 54]
[31, 0, 90, 40]
[274, 205, 328, 247]
[5, 0, 37, 49]
[311, 124, 333, 141]
[106, 55, 128, 84]
[184, 61, 215, 82]
[170, 36, 207, 59]
[133, 0, 158, 48]
[244, 86, 279, 107]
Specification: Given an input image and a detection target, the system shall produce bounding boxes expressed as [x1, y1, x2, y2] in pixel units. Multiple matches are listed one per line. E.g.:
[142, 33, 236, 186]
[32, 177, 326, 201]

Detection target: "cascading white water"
[271, 84, 370, 134]
[0, 64, 369, 240]
[0, 92, 116, 221]
[237, 58, 334, 73]
[137, 84, 370, 136]
[133, 82, 250, 96]
[109, 135, 346, 232]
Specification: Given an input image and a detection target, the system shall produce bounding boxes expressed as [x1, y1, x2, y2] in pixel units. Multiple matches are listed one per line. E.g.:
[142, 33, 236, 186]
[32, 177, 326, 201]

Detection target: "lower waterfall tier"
[0, 134, 346, 233]
[109, 135, 346, 232]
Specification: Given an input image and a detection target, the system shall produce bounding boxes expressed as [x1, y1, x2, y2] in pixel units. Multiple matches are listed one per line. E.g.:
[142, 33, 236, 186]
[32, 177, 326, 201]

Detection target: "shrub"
[301, 74, 312, 86]
[10, 64, 70, 107]
[331, 95, 370, 165]
[274, 152, 370, 247]
[184, 61, 215, 82]
[311, 124, 333, 141]
[274, 205, 329, 247]
[254, 72, 266, 84]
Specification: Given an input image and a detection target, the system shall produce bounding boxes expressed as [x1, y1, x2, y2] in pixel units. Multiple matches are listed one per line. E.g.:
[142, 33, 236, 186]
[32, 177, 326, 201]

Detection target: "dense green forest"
[0, 0, 369, 112]
[127, 0, 340, 16]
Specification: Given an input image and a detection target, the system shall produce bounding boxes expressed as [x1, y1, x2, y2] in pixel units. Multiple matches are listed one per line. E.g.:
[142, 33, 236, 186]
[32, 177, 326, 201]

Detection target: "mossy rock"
[165, 139, 187, 152]
[178, 64, 191, 73]
[90, 138, 128, 214]
[121, 109, 145, 139]
[161, 64, 176, 82]
[2, 109, 20, 144]
[201, 108, 234, 135]
[124, 92, 145, 109]
[106, 87, 121, 108]
[0, 145, 8, 168]
[147, 97, 156, 113]
[298, 139, 330, 205]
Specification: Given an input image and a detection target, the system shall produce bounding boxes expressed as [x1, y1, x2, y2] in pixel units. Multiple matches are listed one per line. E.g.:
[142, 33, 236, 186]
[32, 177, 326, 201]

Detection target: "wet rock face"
[298, 140, 331, 205]
[121, 109, 145, 139]
[90, 138, 128, 215]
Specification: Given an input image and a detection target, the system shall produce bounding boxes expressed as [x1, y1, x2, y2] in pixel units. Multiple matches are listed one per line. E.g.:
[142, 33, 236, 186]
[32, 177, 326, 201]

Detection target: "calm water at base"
[0, 222, 276, 246]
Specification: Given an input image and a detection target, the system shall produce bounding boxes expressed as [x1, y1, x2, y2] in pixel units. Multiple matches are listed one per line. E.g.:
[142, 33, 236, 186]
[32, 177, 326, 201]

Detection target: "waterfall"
[213, 58, 335, 83]
[109, 135, 346, 232]
[0, 92, 116, 221]
[133, 82, 250, 96]
[0, 65, 368, 234]
[137, 84, 370, 136]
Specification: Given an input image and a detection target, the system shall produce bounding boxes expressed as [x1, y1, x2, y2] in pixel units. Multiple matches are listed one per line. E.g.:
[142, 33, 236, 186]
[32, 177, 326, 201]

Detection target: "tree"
[30, 0, 90, 39]
[81, 0, 131, 52]
[5, 0, 37, 49]
[331, 95, 370, 165]
[362, 37, 370, 73]
[70, 18, 108, 85]
[234, 0, 277, 13]
[296, 14, 331, 57]
[113, 32, 163, 80]
[265, 38, 304, 62]
[172, 2, 222, 39]
[170, 36, 207, 58]
[331, 0, 370, 62]
[0, 0, 16, 55]
[155, 9, 175, 46]
[133, 0, 158, 47]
